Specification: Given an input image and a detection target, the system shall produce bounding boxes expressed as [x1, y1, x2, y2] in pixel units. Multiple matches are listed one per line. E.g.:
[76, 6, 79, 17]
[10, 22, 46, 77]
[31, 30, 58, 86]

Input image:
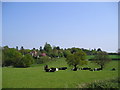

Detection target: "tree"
[2, 48, 22, 66]
[14, 54, 34, 68]
[16, 46, 18, 50]
[20, 46, 25, 55]
[44, 42, 52, 56]
[56, 46, 60, 50]
[97, 48, 102, 52]
[51, 46, 58, 58]
[63, 50, 71, 58]
[66, 51, 87, 70]
[70, 47, 80, 54]
[92, 51, 111, 69]
[37, 56, 51, 64]
[58, 50, 64, 57]
[39, 46, 43, 52]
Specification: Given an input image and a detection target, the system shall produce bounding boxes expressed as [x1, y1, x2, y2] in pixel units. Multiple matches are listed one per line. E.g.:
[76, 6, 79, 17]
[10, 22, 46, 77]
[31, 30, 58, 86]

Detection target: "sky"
[2, 2, 118, 52]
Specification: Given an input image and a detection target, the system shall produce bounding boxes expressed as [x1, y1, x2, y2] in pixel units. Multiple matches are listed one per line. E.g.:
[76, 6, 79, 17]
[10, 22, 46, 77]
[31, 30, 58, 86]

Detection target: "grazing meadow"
[2, 57, 119, 88]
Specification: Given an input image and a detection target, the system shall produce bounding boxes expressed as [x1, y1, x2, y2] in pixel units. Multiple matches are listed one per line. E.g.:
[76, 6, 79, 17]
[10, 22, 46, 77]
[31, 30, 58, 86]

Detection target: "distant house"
[30, 51, 38, 57]
[41, 53, 46, 56]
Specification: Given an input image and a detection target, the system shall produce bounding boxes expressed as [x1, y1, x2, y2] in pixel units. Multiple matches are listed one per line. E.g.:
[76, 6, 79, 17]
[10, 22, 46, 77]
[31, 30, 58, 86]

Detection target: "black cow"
[111, 68, 116, 71]
[49, 68, 56, 72]
[58, 67, 67, 70]
[44, 65, 58, 72]
[44, 65, 48, 70]
[93, 68, 102, 71]
[45, 68, 50, 72]
[81, 67, 91, 70]
[72, 67, 77, 71]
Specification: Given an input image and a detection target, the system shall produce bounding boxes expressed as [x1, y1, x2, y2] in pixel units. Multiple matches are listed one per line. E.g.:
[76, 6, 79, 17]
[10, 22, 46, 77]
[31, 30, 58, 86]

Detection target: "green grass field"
[2, 58, 119, 88]
[87, 55, 120, 59]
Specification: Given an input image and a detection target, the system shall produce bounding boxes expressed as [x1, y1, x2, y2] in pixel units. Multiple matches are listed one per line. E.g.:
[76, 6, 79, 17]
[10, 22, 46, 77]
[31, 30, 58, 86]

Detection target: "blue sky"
[2, 2, 118, 52]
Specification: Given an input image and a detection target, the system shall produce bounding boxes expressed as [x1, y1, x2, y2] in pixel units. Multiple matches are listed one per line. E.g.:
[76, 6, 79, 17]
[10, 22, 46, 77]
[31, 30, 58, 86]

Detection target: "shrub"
[13, 54, 34, 68]
[37, 56, 51, 64]
[77, 77, 119, 88]
[2, 48, 22, 66]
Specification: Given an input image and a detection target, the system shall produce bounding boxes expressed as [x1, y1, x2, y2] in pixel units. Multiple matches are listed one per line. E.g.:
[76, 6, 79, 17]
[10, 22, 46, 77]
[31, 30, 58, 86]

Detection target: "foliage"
[58, 50, 64, 57]
[13, 54, 34, 68]
[66, 51, 87, 68]
[37, 56, 51, 64]
[2, 46, 34, 67]
[70, 47, 80, 54]
[97, 48, 102, 52]
[77, 77, 119, 88]
[51, 47, 59, 58]
[44, 42, 52, 56]
[92, 51, 111, 69]
[63, 50, 71, 58]
[2, 48, 22, 66]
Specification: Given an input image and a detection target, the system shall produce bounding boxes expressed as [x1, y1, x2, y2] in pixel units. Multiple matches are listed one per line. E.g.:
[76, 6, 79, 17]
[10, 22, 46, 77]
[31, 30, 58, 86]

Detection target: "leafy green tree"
[92, 51, 111, 69]
[66, 51, 87, 70]
[97, 48, 102, 52]
[63, 50, 71, 58]
[14, 54, 34, 68]
[51, 46, 58, 58]
[44, 42, 52, 56]
[37, 56, 51, 64]
[20, 46, 25, 55]
[39, 46, 43, 52]
[58, 50, 64, 57]
[2, 48, 22, 66]
[56, 46, 60, 50]
[16, 46, 18, 50]
[70, 47, 80, 54]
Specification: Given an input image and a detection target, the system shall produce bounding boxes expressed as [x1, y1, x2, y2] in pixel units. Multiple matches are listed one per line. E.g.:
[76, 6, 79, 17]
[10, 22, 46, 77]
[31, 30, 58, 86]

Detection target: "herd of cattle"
[44, 65, 116, 72]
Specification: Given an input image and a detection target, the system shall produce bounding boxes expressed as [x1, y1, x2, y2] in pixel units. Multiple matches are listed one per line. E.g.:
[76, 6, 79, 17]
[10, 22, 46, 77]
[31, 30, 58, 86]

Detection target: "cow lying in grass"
[111, 68, 116, 71]
[81, 67, 91, 70]
[89, 68, 102, 71]
[58, 67, 67, 70]
[44, 65, 67, 72]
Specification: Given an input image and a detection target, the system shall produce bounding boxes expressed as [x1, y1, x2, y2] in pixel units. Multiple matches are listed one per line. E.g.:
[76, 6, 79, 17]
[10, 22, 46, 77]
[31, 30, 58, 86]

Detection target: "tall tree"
[44, 42, 52, 56]
[39, 46, 42, 52]
[63, 50, 71, 58]
[66, 51, 87, 71]
[14, 54, 34, 68]
[51, 46, 58, 58]
[2, 48, 22, 66]
[20, 46, 25, 55]
[92, 51, 111, 69]
[16, 46, 18, 50]
[97, 48, 102, 52]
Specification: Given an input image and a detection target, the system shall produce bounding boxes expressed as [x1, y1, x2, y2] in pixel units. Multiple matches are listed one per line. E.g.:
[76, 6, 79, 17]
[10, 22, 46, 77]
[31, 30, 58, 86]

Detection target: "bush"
[37, 56, 51, 64]
[13, 54, 34, 68]
[77, 77, 120, 88]
[2, 48, 22, 66]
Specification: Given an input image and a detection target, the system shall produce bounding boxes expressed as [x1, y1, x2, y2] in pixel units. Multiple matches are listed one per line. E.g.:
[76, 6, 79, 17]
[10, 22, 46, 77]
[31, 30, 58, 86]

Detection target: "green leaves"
[2, 47, 34, 68]
[92, 51, 111, 69]
[66, 50, 87, 67]
[14, 54, 34, 68]
[2, 48, 22, 66]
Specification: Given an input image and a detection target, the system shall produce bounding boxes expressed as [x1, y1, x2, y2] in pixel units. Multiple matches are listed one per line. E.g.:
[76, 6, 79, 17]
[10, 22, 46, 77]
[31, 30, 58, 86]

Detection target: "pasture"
[87, 55, 120, 60]
[2, 57, 119, 88]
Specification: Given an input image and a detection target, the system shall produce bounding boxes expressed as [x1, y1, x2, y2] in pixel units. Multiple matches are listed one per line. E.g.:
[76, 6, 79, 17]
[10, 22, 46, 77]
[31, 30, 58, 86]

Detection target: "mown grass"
[2, 58, 119, 88]
[87, 55, 120, 59]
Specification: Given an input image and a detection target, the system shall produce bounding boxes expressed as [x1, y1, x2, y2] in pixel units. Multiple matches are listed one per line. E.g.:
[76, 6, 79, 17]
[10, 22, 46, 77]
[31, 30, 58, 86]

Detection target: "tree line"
[1, 42, 112, 68]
